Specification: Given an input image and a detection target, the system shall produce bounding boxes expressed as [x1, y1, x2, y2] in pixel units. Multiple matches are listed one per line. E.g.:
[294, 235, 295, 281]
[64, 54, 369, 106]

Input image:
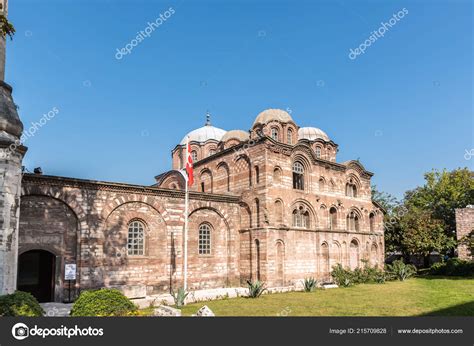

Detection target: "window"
[275, 200, 283, 224]
[293, 162, 304, 190]
[273, 167, 282, 183]
[319, 177, 326, 192]
[287, 129, 293, 145]
[329, 207, 337, 230]
[369, 213, 375, 232]
[198, 224, 211, 255]
[201, 182, 205, 192]
[292, 206, 310, 228]
[346, 211, 359, 231]
[345, 179, 358, 197]
[315, 146, 322, 158]
[208, 149, 216, 157]
[271, 128, 279, 141]
[127, 220, 145, 256]
[255, 199, 261, 228]
[255, 166, 260, 184]
[191, 150, 198, 162]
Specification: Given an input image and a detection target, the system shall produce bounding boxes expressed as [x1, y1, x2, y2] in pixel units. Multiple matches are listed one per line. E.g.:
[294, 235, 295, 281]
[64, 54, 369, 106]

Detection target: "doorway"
[17, 250, 56, 303]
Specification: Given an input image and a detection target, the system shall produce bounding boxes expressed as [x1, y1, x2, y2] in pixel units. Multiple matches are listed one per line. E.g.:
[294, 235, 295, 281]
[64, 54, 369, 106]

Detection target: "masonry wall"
[455, 207, 474, 261]
[19, 175, 241, 301]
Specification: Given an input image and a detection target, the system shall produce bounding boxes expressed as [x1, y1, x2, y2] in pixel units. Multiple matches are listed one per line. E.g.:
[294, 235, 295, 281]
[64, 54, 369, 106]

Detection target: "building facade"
[15, 109, 384, 303]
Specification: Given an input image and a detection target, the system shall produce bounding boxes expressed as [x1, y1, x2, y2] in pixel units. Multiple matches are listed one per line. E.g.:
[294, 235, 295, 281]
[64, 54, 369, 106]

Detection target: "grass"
[176, 277, 474, 317]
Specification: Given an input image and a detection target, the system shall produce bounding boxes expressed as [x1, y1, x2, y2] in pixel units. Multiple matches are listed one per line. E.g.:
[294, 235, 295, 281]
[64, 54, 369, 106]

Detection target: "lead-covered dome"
[298, 127, 330, 142]
[221, 130, 249, 142]
[180, 113, 227, 144]
[253, 109, 294, 126]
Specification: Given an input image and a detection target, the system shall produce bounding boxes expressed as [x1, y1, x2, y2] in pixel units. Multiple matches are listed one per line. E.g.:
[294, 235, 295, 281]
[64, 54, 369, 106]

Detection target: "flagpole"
[183, 137, 189, 292]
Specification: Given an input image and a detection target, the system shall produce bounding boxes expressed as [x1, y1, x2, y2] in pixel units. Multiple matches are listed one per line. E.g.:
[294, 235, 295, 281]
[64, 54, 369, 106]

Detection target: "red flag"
[185, 140, 194, 187]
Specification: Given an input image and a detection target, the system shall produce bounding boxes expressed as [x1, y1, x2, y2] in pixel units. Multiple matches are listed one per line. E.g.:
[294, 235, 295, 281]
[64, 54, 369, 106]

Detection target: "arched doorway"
[18, 250, 56, 303]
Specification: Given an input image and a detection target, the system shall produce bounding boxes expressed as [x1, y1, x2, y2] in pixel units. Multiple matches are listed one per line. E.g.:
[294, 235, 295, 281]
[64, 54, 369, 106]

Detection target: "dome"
[180, 113, 226, 145]
[221, 130, 249, 142]
[298, 127, 330, 142]
[253, 109, 294, 126]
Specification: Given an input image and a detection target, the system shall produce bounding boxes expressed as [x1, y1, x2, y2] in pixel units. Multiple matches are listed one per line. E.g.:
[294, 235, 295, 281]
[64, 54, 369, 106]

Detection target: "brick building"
[0, 1, 384, 302]
[15, 109, 384, 302]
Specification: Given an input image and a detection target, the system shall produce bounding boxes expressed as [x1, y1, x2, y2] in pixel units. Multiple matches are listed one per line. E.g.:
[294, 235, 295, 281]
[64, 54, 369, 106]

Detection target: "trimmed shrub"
[430, 258, 474, 276]
[70, 289, 137, 317]
[386, 260, 417, 281]
[0, 291, 44, 317]
[247, 280, 266, 298]
[303, 277, 318, 292]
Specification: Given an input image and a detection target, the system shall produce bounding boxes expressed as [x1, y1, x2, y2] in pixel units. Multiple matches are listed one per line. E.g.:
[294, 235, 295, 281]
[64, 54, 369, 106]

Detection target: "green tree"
[400, 208, 456, 266]
[404, 168, 474, 238]
[0, 15, 15, 39]
[371, 185, 404, 253]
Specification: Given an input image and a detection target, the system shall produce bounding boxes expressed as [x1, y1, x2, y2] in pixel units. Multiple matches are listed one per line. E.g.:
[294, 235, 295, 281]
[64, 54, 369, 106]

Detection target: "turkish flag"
[186, 141, 194, 187]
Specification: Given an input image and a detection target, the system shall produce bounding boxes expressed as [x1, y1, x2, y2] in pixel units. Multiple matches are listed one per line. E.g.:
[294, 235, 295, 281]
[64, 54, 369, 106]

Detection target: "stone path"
[40, 303, 73, 317]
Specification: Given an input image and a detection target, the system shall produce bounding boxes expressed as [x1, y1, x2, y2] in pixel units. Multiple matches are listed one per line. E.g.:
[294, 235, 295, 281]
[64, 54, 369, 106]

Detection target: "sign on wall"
[64, 264, 77, 281]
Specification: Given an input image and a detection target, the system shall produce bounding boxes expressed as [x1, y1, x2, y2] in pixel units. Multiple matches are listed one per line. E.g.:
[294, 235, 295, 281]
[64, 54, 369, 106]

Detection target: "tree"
[0, 15, 15, 39]
[371, 185, 403, 253]
[399, 208, 456, 266]
[404, 168, 474, 239]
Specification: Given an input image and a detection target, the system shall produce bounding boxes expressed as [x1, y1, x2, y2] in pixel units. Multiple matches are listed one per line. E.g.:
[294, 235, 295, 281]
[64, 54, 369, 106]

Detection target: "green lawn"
[179, 277, 474, 316]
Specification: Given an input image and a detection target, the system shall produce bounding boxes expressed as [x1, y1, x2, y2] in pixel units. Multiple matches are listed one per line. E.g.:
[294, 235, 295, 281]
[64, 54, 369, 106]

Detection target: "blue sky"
[6, 0, 473, 199]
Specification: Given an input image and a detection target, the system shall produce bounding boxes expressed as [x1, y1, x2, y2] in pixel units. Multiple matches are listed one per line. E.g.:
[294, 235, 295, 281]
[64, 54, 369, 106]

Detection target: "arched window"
[287, 128, 293, 145]
[255, 199, 261, 228]
[275, 200, 284, 224]
[319, 177, 326, 192]
[208, 148, 216, 157]
[255, 166, 260, 184]
[273, 167, 282, 183]
[315, 146, 322, 159]
[271, 128, 279, 141]
[179, 151, 184, 169]
[345, 179, 358, 197]
[293, 162, 304, 190]
[128, 220, 145, 256]
[292, 206, 310, 228]
[329, 207, 337, 230]
[346, 211, 360, 231]
[369, 213, 375, 232]
[191, 150, 198, 162]
[198, 223, 211, 255]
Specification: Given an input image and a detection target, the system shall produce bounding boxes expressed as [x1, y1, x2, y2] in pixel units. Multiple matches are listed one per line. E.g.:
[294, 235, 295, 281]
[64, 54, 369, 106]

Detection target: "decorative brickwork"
[14, 109, 385, 302]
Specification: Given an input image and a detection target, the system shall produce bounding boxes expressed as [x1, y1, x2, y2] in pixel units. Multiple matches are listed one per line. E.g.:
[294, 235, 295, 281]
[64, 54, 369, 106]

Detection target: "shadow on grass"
[417, 275, 474, 281]
[419, 301, 474, 316]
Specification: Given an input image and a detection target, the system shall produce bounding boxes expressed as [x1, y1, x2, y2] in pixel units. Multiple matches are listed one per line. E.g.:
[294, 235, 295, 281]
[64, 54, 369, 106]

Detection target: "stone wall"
[455, 207, 474, 261]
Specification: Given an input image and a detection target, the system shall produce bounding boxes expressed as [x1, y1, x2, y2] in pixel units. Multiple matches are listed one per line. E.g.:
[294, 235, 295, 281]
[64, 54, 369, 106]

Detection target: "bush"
[70, 289, 137, 317]
[303, 277, 318, 292]
[247, 280, 266, 298]
[386, 260, 417, 281]
[331, 264, 353, 287]
[430, 258, 474, 276]
[172, 287, 189, 308]
[0, 291, 44, 317]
